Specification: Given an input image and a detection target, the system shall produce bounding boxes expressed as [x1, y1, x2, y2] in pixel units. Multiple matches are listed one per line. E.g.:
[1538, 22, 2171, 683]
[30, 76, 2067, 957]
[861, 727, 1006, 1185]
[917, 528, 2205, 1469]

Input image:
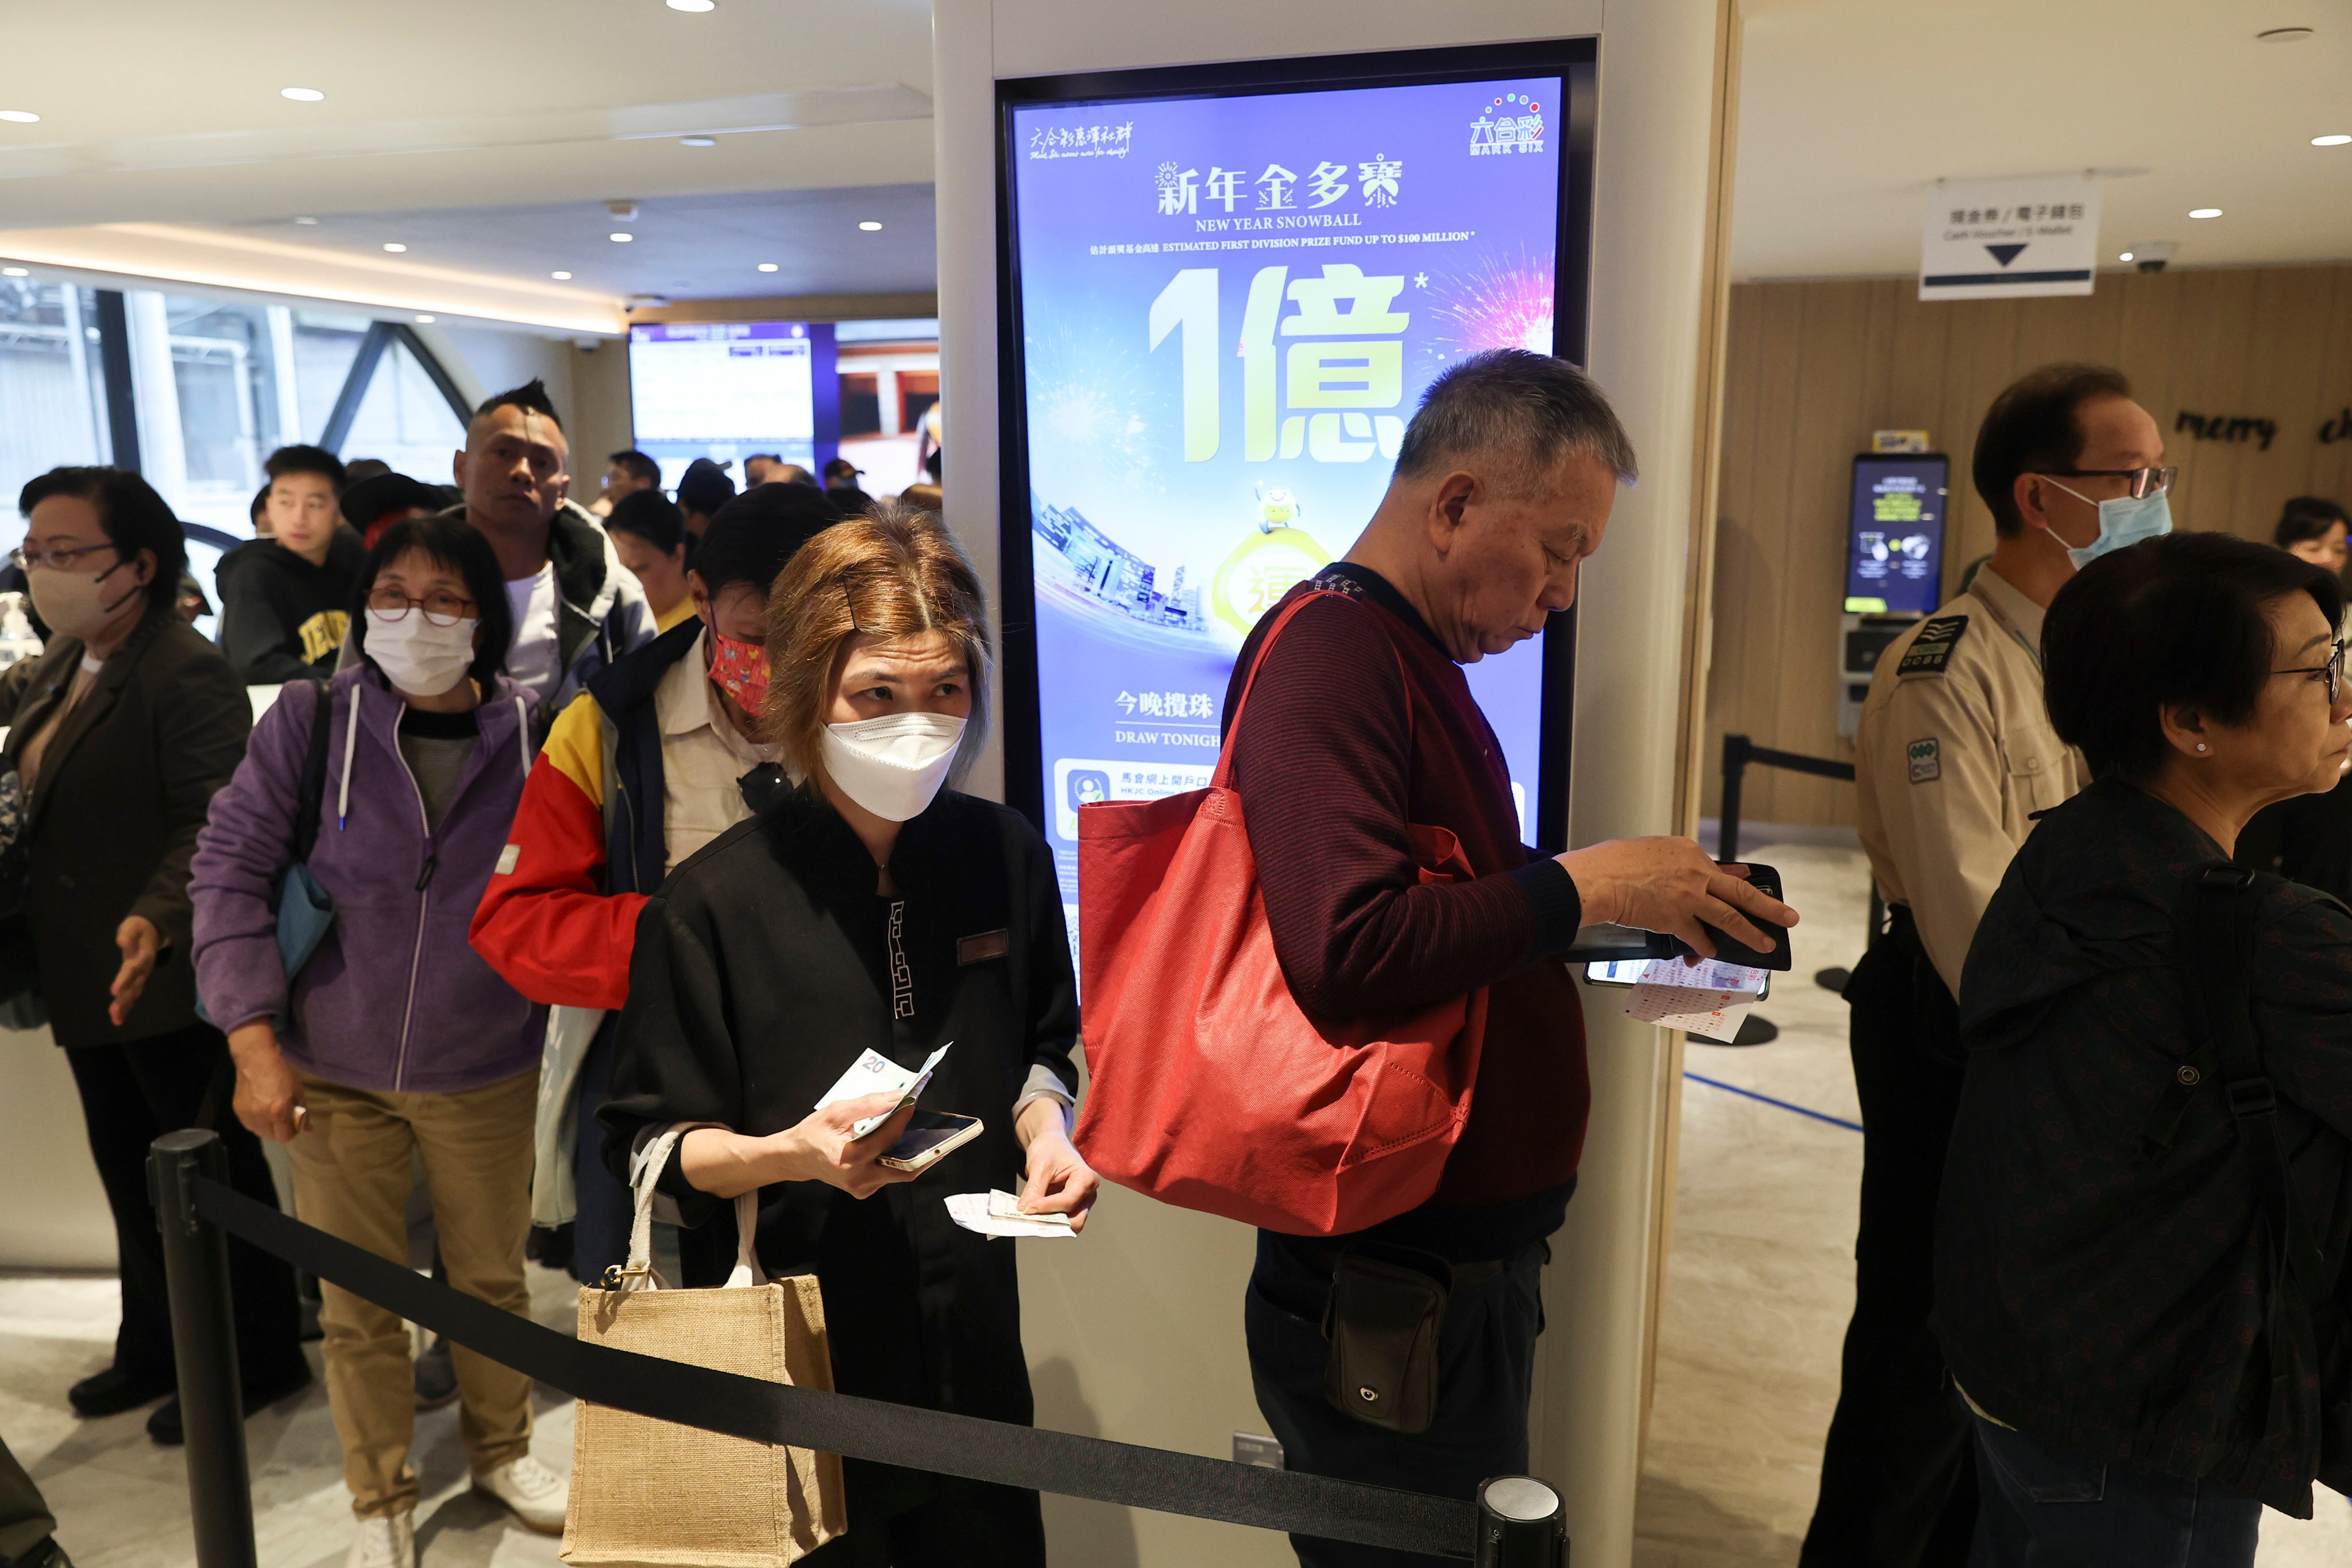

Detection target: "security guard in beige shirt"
[1802, 366, 2172, 1568]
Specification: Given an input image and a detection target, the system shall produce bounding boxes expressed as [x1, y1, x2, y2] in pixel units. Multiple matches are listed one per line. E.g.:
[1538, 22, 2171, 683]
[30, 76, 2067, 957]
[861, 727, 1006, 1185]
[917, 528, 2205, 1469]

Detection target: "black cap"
[823, 456, 863, 481]
[676, 457, 737, 517]
[338, 472, 447, 532]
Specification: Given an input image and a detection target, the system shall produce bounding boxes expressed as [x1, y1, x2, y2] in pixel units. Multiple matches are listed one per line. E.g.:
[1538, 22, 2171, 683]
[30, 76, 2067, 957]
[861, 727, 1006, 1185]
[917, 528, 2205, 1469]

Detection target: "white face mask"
[820, 710, 966, 821]
[364, 608, 476, 697]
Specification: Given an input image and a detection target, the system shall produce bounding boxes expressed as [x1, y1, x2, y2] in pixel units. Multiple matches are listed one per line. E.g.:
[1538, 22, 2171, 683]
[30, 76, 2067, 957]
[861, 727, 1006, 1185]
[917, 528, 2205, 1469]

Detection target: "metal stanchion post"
[149, 1129, 258, 1568]
[1474, 1476, 1566, 1567]
[1718, 733, 1748, 863]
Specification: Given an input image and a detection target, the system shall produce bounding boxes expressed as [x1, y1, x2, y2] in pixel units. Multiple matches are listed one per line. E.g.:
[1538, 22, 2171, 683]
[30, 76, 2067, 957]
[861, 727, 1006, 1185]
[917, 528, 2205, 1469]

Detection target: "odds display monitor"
[1844, 454, 1950, 616]
[998, 43, 1596, 914]
[628, 321, 828, 486]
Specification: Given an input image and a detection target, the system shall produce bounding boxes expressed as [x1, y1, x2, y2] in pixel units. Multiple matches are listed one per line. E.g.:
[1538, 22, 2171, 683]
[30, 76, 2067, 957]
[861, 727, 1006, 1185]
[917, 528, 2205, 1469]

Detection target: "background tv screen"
[628, 320, 821, 487]
[1005, 64, 1574, 911]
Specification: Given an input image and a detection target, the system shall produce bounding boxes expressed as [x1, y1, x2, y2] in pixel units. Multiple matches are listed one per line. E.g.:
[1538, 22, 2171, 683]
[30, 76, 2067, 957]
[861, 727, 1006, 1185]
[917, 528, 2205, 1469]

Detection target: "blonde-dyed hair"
[762, 499, 992, 787]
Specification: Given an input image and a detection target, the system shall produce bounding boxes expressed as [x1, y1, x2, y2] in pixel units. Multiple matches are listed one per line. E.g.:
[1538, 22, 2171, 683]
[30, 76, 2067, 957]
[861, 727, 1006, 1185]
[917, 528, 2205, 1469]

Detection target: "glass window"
[337, 338, 465, 482]
[0, 280, 110, 558]
[291, 311, 369, 441]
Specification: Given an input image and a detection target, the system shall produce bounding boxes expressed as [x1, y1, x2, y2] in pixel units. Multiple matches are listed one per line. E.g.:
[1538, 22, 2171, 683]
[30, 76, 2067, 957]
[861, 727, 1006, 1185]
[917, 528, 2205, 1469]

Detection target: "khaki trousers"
[287, 1068, 538, 1519]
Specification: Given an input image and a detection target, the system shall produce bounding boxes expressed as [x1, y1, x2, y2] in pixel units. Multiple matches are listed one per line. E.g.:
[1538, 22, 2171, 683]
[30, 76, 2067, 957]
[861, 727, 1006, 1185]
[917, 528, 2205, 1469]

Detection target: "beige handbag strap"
[622, 1124, 766, 1292]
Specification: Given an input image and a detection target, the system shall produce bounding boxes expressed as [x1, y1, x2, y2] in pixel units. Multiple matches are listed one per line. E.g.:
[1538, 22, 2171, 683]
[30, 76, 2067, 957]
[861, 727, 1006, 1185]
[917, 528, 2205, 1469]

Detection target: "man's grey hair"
[1393, 349, 1639, 493]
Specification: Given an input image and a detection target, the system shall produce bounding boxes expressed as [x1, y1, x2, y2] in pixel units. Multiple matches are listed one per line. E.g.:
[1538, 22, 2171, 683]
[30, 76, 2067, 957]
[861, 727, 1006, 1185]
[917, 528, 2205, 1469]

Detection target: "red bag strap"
[1211, 586, 1415, 790]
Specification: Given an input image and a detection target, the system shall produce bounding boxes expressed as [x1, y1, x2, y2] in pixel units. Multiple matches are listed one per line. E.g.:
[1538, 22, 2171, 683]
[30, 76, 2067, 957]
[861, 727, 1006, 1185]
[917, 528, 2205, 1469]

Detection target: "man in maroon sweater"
[1228, 350, 1795, 1565]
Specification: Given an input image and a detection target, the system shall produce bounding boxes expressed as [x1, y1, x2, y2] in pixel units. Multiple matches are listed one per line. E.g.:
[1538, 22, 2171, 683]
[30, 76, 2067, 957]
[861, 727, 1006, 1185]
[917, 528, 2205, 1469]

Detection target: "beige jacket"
[1855, 566, 2087, 994]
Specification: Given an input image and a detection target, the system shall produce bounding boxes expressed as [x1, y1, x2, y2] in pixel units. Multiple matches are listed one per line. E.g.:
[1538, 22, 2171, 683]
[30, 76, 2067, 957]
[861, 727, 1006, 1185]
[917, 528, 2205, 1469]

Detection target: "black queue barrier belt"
[192, 1179, 1477, 1559]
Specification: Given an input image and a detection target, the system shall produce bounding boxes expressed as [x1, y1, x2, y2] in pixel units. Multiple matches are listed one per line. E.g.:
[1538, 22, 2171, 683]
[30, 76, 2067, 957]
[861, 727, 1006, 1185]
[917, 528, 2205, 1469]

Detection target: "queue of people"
[27, 339, 2352, 1568]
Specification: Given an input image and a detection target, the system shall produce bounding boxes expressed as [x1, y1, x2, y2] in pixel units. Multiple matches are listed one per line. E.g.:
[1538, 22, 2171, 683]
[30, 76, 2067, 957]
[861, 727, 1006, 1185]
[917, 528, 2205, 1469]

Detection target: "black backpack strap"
[2172, 863, 2331, 1317]
[291, 678, 334, 864]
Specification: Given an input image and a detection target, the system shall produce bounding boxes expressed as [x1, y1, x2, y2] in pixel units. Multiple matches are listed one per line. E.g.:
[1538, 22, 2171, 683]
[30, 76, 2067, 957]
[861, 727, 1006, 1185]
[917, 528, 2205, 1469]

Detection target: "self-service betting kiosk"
[1839, 449, 1950, 736]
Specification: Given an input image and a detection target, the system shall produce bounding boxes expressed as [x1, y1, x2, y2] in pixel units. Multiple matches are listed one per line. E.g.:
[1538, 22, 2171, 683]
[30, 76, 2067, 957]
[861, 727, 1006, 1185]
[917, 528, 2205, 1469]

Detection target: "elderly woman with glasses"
[191, 515, 567, 1568]
[1935, 531, 2352, 1565]
[601, 501, 1094, 1568]
[0, 466, 308, 1446]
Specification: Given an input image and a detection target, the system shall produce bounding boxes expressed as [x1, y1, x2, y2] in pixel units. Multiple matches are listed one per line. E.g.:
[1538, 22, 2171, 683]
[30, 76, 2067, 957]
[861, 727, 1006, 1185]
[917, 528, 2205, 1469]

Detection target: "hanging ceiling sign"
[1920, 175, 2099, 301]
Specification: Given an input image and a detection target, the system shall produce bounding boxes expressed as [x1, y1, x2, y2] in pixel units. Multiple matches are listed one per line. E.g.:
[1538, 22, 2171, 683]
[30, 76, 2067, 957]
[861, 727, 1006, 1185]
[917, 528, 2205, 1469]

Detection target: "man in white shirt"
[450, 380, 654, 726]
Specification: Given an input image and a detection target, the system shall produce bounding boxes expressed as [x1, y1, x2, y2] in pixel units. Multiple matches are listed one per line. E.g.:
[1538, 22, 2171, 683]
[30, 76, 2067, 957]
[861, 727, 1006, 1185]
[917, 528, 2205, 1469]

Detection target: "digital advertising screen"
[1844, 455, 1949, 616]
[627, 320, 832, 486]
[999, 44, 1595, 911]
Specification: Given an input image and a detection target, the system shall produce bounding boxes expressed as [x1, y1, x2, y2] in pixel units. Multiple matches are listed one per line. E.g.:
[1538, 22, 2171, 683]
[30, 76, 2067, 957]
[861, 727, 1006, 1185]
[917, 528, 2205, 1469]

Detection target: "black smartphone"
[1666, 862, 1791, 970]
[878, 1111, 984, 1173]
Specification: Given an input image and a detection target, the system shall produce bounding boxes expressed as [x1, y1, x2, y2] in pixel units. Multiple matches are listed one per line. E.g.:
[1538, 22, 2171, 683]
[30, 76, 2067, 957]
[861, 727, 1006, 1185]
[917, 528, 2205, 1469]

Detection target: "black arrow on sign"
[1985, 243, 2028, 268]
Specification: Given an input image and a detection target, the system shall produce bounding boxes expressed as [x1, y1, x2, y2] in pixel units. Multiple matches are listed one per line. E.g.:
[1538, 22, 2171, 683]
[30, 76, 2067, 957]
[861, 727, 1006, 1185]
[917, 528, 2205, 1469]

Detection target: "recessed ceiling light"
[1, 268, 26, 277]
[551, 270, 573, 280]
[2118, 251, 2135, 262]
[858, 221, 883, 231]
[681, 136, 716, 148]
[667, 0, 717, 10]
[2260, 25, 2315, 41]
[757, 262, 779, 272]
[383, 242, 407, 252]
[609, 231, 634, 243]
[280, 87, 325, 102]
[0, 111, 39, 124]
[2189, 207, 2223, 219]
[293, 216, 318, 225]
[2316, 134, 2352, 147]
[415, 314, 435, 324]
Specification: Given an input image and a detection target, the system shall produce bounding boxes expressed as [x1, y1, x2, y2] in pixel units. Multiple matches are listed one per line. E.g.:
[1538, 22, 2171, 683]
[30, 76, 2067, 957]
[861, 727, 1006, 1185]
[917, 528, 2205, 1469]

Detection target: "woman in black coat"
[601, 502, 1095, 1568]
[0, 468, 305, 1443]
[1937, 533, 2352, 1563]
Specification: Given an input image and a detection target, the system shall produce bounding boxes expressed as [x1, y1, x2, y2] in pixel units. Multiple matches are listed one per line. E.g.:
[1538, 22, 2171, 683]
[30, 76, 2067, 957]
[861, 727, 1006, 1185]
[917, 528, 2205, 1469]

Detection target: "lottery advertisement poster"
[1005, 65, 1576, 906]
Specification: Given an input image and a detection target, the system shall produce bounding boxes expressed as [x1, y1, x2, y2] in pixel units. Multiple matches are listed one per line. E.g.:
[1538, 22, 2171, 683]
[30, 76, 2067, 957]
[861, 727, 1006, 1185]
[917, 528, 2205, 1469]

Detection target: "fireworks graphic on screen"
[1420, 248, 1558, 370]
[1024, 315, 1164, 487]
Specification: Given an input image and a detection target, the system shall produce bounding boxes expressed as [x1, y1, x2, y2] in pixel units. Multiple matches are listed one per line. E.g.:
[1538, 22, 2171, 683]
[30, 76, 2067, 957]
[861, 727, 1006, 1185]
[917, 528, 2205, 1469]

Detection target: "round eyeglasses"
[365, 587, 477, 627]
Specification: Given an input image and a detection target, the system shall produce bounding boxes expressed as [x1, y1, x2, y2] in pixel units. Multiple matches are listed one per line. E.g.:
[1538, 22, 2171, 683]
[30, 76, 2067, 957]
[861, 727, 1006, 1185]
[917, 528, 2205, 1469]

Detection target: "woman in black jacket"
[0, 468, 306, 1444]
[1937, 532, 2352, 1563]
[600, 502, 1095, 1567]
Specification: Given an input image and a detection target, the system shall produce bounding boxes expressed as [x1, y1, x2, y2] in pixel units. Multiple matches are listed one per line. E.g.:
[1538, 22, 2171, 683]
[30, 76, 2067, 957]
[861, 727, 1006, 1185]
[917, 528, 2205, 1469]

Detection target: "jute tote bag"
[563, 1127, 847, 1566]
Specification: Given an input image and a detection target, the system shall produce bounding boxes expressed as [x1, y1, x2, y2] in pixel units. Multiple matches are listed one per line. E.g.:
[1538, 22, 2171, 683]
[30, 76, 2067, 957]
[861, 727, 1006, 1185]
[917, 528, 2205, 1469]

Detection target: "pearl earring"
[2196, 743, 2208, 752]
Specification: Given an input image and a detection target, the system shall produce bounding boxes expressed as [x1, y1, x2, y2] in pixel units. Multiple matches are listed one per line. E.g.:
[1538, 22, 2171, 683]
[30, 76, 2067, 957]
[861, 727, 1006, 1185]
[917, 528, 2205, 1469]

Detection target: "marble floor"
[0, 1267, 578, 1568]
[1630, 839, 2352, 1566]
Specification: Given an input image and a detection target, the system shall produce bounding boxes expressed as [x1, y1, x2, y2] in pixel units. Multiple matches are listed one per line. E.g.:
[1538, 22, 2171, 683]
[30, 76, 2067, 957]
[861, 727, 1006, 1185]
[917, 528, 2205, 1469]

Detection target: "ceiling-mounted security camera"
[2121, 240, 2176, 273]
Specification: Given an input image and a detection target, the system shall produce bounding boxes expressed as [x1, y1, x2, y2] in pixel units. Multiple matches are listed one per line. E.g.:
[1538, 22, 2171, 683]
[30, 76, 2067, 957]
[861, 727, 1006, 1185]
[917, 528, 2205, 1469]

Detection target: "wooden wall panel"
[1702, 262, 2352, 828]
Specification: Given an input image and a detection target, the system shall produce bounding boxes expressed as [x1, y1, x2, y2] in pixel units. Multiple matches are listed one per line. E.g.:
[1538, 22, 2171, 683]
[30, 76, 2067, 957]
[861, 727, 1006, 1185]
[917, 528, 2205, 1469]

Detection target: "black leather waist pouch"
[1323, 1250, 1446, 1434]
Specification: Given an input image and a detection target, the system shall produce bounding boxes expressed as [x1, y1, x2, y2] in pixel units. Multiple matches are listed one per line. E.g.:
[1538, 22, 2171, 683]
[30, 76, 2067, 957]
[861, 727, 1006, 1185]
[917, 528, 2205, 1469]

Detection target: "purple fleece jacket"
[191, 667, 544, 1094]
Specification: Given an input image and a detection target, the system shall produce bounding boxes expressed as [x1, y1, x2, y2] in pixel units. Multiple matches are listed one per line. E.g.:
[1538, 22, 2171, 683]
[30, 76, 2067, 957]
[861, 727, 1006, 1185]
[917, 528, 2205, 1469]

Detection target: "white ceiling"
[10, 1, 2352, 306]
[1732, 0, 2352, 279]
[0, 0, 936, 223]
[206, 186, 939, 303]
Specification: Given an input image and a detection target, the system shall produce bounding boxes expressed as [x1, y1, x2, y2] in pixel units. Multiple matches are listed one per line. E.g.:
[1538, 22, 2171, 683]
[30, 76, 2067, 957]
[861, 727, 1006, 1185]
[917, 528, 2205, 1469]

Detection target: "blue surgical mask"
[2045, 478, 2172, 569]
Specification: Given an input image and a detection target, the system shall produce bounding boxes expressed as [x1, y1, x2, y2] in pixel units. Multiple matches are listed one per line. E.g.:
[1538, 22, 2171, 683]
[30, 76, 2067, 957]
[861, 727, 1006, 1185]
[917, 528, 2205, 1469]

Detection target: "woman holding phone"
[600, 501, 1094, 1568]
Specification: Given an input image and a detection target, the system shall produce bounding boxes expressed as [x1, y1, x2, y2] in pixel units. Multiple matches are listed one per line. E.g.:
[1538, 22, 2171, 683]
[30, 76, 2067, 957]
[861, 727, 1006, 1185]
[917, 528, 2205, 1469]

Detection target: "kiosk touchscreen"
[996, 42, 1597, 939]
[1839, 453, 1949, 736]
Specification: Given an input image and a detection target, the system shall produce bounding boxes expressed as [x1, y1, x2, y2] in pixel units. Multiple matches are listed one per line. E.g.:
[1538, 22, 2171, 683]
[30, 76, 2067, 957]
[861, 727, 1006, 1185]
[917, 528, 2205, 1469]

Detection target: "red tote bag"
[1072, 592, 1488, 1237]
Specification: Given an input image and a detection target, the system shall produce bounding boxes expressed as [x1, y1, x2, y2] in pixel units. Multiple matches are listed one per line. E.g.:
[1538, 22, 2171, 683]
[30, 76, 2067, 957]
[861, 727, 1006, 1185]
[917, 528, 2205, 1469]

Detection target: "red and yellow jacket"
[470, 620, 704, 1009]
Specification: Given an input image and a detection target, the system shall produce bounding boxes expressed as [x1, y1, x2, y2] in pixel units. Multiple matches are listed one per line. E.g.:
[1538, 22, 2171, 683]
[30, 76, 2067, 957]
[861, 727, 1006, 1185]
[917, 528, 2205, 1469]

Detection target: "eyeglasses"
[9, 540, 118, 572]
[365, 586, 477, 627]
[2038, 466, 2179, 500]
[2275, 640, 2349, 704]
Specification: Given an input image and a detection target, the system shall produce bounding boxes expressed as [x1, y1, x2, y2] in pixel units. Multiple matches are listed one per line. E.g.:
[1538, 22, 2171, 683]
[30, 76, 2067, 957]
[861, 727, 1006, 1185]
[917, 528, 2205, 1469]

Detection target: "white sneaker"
[346, 1511, 415, 1568]
[473, 1453, 569, 1534]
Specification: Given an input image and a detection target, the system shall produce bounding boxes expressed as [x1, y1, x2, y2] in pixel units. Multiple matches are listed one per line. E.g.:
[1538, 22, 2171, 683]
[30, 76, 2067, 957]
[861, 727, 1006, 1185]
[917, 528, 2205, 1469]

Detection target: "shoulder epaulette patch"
[1897, 615, 1969, 677]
